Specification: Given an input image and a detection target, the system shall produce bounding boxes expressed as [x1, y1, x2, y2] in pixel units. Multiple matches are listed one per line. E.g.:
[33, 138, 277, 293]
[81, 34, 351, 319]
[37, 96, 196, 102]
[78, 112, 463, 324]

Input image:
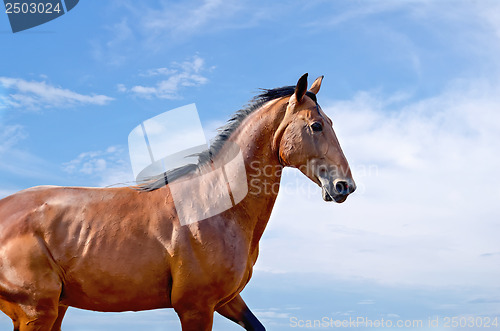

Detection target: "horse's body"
[0, 74, 355, 330]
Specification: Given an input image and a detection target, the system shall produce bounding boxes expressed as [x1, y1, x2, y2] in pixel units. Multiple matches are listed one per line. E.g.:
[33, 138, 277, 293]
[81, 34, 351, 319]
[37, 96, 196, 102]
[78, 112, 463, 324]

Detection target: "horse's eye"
[311, 122, 323, 132]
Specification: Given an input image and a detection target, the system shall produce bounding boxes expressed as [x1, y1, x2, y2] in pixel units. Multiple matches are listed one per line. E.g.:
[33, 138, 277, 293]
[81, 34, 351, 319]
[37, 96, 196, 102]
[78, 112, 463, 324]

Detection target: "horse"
[0, 73, 355, 331]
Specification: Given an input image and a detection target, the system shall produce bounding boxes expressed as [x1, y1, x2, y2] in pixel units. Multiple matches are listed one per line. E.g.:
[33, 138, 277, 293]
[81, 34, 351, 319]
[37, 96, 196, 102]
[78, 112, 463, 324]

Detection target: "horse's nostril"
[334, 180, 349, 195]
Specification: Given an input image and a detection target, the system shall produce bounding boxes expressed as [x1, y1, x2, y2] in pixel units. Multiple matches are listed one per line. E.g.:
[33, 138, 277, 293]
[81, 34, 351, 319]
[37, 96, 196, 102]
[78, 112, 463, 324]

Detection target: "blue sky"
[1, 1, 500, 330]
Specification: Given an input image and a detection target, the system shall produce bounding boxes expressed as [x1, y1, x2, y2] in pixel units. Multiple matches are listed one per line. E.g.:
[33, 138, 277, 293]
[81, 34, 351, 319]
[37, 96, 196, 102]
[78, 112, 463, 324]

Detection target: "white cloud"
[91, 17, 135, 66]
[0, 77, 113, 110]
[104, 18, 133, 65]
[91, 0, 275, 63]
[0, 138, 58, 181]
[314, 1, 411, 27]
[0, 124, 27, 154]
[137, 0, 255, 40]
[255, 79, 500, 290]
[119, 56, 210, 99]
[144, 0, 226, 34]
[357, 300, 375, 305]
[0, 124, 53, 179]
[238, 308, 293, 330]
[139, 68, 177, 77]
[478, 2, 500, 40]
[116, 83, 127, 93]
[62, 146, 133, 187]
[255, 310, 290, 319]
[305, 1, 500, 80]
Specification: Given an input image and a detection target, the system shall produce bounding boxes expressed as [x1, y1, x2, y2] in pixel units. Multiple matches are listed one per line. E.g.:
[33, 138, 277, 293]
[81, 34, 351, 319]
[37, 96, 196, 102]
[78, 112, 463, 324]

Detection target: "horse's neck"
[222, 98, 287, 251]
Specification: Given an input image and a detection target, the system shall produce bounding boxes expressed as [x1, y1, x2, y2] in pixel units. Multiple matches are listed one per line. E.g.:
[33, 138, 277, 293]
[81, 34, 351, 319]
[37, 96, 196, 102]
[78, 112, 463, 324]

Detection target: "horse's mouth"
[322, 186, 348, 203]
[322, 186, 333, 201]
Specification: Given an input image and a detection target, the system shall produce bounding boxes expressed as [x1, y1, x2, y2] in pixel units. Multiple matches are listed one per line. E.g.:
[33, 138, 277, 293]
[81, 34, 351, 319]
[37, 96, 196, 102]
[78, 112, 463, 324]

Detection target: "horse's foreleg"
[0, 234, 63, 331]
[176, 308, 214, 331]
[50, 305, 68, 331]
[216, 294, 265, 330]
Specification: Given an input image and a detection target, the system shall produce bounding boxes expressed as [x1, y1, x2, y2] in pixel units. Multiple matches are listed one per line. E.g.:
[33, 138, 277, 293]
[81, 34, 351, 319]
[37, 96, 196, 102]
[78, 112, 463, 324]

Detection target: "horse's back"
[0, 185, 110, 236]
[0, 186, 58, 236]
[0, 185, 176, 311]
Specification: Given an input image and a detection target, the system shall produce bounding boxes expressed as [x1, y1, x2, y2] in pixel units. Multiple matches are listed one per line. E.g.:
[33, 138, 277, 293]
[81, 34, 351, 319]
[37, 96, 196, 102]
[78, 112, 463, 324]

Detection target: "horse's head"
[273, 73, 356, 203]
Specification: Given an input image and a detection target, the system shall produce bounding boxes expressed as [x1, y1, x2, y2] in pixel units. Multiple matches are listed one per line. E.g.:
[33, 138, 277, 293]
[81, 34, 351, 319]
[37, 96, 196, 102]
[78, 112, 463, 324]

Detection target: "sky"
[1, 0, 500, 330]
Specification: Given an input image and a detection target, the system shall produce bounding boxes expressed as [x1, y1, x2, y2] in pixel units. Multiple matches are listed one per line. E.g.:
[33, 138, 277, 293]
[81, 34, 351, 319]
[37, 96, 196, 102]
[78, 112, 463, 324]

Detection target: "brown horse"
[0, 74, 355, 331]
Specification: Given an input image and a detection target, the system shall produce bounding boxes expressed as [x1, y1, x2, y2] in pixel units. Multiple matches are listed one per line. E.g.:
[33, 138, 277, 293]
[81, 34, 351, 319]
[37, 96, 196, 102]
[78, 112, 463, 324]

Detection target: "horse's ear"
[294, 73, 308, 102]
[309, 75, 324, 95]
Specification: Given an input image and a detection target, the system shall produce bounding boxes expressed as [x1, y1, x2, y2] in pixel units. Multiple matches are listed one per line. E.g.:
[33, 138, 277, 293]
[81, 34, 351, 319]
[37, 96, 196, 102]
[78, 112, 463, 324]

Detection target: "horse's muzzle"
[321, 179, 356, 203]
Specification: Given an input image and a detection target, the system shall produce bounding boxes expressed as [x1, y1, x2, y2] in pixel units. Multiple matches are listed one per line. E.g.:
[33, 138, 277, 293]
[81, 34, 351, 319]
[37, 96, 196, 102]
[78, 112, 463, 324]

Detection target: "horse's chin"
[333, 195, 348, 203]
[322, 186, 348, 203]
[322, 186, 333, 201]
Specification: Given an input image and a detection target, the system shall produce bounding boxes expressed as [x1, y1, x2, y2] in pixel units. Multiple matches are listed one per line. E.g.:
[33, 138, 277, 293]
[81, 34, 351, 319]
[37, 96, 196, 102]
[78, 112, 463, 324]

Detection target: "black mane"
[136, 85, 297, 191]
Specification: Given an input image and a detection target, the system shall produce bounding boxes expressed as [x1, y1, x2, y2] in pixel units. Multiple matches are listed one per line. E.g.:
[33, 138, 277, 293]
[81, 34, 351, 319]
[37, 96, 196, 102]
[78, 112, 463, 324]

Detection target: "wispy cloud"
[0, 128, 25, 197]
[255, 310, 291, 319]
[251, 308, 293, 329]
[0, 124, 27, 154]
[478, 2, 500, 40]
[0, 124, 48, 179]
[0, 135, 58, 181]
[91, 0, 273, 63]
[357, 299, 375, 305]
[0, 77, 114, 110]
[91, 17, 134, 66]
[311, 1, 411, 27]
[140, 0, 244, 38]
[118, 55, 211, 99]
[62, 146, 133, 187]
